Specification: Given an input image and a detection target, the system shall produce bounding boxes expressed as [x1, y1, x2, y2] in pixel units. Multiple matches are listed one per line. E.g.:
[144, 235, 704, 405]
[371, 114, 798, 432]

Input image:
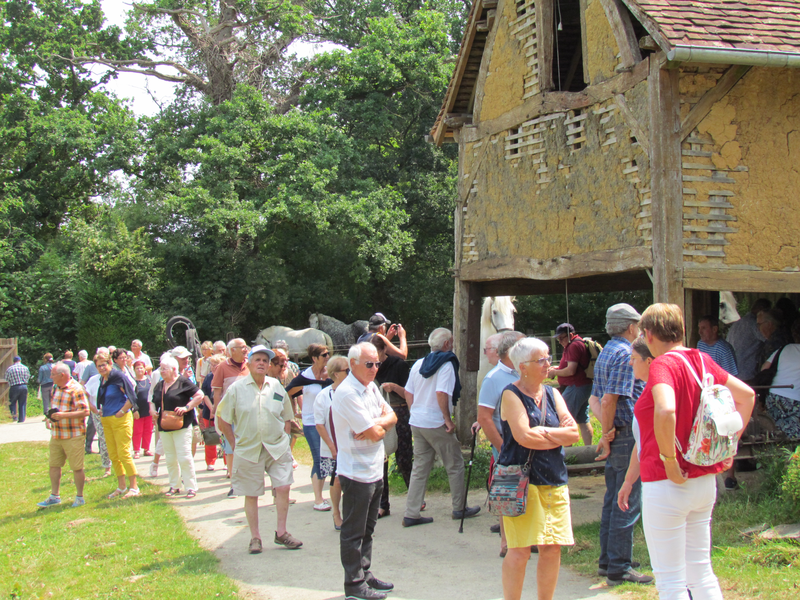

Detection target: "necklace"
[517, 379, 543, 404]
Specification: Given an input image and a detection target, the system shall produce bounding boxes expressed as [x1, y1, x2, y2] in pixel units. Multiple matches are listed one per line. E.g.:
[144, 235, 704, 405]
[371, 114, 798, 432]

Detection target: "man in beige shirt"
[216, 345, 302, 554]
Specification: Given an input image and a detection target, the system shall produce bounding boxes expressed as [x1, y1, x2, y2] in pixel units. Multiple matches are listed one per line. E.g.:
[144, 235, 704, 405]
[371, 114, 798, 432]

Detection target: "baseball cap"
[369, 312, 391, 328]
[171, 346, 192, 359]
[248, 345, 276, 360]
[554, 323, 575, 336]
[13, 355, 21, 362]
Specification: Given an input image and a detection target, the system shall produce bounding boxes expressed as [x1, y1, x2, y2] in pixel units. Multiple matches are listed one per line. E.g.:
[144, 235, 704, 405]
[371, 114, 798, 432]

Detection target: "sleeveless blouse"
[498, 384, 568, 487]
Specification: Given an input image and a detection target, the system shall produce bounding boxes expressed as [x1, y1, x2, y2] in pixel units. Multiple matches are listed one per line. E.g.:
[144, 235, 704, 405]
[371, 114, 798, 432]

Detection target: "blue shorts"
[562, 384, 593, 424]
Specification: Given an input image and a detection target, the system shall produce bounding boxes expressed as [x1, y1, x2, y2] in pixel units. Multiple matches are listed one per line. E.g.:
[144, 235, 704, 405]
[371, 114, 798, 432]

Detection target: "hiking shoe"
[345, 588, 387, 600]
[598, 561, 640, 577]
[37, 495, 61, 508]
[724, 477, 739, 491]
[71, 497, 86, 508]
[366, 576, 394, 591]
[149, 463, 158, 477]
[607, 568, 654, 586]
[402, 516, 433, 527]
[452, 506, 481, 519]
[248, 538, 263, 554]
[274, 531, 303, 549]
[490, 523, 501, 534]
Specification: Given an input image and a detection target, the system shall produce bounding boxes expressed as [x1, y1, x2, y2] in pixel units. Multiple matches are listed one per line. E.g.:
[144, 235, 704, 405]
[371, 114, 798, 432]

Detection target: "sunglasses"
[364, 361, 382, 369]
[271, 359, 287, 365]
[319, 352, 330, 358]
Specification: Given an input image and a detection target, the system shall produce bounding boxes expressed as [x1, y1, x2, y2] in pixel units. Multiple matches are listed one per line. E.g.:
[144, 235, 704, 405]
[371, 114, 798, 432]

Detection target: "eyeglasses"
[483, 347, 497, 354]
[364, 361, 382, 369]
[271, 359, 287, 366]
[320, 352, 330, 358]
[346, 368, 350, 375]
[521, 357, 551, 366]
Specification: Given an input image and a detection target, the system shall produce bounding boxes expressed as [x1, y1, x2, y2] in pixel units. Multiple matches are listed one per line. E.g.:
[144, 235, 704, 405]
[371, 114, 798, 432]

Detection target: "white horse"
[719, 291, 741, 325]
[254, 326, 333, 361]
[478, 296, 516, 394]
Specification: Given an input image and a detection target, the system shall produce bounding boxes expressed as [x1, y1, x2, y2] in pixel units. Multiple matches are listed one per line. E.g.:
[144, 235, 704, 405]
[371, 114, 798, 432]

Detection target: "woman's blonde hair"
[327, 355, 348, 375]
[201, 340, 213, 351]
[640, 303, 684, 343]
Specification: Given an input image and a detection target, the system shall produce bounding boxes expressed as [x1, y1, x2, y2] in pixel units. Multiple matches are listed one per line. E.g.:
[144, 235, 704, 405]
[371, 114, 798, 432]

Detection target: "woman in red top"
[636, 304, 754, 600]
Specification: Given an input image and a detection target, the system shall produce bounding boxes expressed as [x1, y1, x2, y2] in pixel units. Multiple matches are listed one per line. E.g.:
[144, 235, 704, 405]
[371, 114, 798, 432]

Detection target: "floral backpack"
[666, 352, 743, 466]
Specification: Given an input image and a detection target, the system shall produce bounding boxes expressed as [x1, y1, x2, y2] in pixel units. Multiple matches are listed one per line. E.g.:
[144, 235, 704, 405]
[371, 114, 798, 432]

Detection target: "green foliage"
[781, 445, 800, 503]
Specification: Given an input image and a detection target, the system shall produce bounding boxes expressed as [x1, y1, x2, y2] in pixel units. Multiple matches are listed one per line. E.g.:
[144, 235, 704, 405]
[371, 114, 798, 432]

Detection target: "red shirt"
[211, 359, 249, 397]
[635, 349, 729, 482]
[557, 335, 591, 387]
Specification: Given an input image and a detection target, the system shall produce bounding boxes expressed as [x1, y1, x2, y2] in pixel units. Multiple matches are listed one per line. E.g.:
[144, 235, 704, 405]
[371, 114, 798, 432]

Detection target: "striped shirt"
[51, 379, 89, 439]
[697, 339, 738, 376]
[591, 336, 644, 427]
[5, 363, 30, 387]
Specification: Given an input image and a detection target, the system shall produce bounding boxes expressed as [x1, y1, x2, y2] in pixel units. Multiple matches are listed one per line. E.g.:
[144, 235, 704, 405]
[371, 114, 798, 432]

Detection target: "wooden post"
[454, 280, 481, 444]
[685, 290, 719, 348]
[649, 57, 684, 309]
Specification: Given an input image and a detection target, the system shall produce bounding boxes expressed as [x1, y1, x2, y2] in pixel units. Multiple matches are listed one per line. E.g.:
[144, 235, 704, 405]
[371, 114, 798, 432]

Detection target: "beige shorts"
[49, 436, 85, 471]
[232, 447, 294, 496]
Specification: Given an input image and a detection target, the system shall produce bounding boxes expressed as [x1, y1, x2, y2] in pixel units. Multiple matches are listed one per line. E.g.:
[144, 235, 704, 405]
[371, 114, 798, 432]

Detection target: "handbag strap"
[522, 386, 549, 472]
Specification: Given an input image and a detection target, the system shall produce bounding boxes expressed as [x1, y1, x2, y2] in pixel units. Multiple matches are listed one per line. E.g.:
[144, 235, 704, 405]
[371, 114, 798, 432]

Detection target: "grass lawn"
[0, 442, 238, 599]
[561, 469, 800, 599]
[0, 391, 43, 424]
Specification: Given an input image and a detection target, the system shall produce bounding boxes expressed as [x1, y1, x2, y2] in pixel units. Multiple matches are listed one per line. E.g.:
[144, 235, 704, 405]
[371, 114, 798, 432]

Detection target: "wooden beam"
[679, 65, 751, 140]
[460, 246, 653, 282]
[618, 0, 671, 53]
[466, 283, 483, 371]
[479, 271, 654, 296]
[615, 92, 650, 153]
[600, 0, 642, 69]
[683, 268, 800, 294]
[538, 0, 555, 92]
[649, 60, 684, 307]
[462, 56, 650, 144]
[444, 113, 473, 128]
[579, 0, 590, 85]
[481, 0, 498, 8]
[453, 279, 480, 444]
[685, 289, 718, 347]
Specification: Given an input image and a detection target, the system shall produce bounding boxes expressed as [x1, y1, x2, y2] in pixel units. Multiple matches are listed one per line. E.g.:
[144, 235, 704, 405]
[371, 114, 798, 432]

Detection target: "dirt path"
[3, 419, 615, 600]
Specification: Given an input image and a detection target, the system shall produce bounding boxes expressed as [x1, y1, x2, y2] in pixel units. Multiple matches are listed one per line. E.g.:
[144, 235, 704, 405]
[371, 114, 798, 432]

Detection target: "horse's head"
[719, 291, 741, 324]
[490, 296, 516, 332]
[309, 314, 319, 329]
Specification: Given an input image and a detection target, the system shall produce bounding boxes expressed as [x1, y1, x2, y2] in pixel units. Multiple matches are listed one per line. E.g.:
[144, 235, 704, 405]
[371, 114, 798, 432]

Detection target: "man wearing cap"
[216, 345, 302, 553]
[548, 323, 594, 446]
[590, 304, 651, 586]
[357, 313, 407, 359]
[6, 355, 31, 423]
[131, 340, 153, 374]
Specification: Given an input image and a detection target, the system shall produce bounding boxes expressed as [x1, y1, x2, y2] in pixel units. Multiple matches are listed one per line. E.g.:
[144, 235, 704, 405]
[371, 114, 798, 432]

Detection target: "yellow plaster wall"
[688, 68, 800, 270]
[478, 0, 529, 123]
[583, 0, 620, 85]
[462, 98, 650, 264]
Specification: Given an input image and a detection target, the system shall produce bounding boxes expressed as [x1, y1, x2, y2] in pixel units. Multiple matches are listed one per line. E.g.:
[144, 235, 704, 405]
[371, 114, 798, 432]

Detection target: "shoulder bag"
[487, 388, 548, 517]
[159, 383, 184, 431]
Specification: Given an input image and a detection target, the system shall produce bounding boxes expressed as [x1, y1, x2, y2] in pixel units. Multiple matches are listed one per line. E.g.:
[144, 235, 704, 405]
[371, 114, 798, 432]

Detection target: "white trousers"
[160, 427, 198, 492]
[642, 474, 723, 600]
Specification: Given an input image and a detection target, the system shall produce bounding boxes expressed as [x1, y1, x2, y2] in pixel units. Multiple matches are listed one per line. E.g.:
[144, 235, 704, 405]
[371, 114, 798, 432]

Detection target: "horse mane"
[481, 298, 494, 329]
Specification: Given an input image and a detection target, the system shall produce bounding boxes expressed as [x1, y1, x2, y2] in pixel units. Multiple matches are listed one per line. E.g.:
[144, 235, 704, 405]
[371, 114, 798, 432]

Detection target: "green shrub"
[781, 445, 800, 503]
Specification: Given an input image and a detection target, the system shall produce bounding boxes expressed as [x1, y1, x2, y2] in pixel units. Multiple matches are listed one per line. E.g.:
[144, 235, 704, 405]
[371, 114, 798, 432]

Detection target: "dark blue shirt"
[498, 384, 568, 487]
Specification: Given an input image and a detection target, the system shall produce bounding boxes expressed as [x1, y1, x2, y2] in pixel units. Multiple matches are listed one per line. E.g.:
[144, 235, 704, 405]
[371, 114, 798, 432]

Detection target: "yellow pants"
[102, 413, 138, 477]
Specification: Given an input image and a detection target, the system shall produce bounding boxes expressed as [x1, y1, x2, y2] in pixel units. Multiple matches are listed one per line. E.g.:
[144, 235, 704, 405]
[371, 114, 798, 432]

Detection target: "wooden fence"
[0, 338, 19, 408]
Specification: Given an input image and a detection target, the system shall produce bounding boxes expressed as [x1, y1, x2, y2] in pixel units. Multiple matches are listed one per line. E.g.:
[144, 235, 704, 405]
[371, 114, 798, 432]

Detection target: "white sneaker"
[149, 463, 158, 477]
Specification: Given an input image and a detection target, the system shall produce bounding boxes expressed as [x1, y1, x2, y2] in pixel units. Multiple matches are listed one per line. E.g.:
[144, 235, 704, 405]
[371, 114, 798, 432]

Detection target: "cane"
[459, 427, 478, 533]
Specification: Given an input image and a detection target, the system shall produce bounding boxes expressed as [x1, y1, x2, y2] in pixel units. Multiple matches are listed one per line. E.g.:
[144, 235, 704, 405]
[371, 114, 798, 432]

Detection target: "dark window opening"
[623, 3, 654, 60]
[552, 0, 587, 92]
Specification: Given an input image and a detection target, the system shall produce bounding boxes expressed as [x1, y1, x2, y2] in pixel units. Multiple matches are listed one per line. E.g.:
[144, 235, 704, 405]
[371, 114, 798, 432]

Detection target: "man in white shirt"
[332, 342, 397, 600]
[73, 350, 92, 381]
[403, 328, 480, 527]
[130, 339, 153, 374]
[216, 345, 302, 554]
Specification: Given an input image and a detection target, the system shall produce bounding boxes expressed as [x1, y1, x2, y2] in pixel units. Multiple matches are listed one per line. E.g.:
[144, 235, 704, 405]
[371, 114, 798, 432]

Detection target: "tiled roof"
[625, 0, 800, 53]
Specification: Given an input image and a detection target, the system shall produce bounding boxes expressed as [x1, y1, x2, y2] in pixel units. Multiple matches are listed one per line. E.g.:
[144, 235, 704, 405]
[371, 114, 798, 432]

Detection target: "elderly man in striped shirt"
[696, 315, 738, 376]
[5, 355, 30, 423]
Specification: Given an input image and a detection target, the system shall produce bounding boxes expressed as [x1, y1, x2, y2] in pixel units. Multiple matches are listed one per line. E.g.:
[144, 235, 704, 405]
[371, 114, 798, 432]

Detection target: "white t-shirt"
[768, 344, 800, 402]
[133, 352, 153, 370]
[74, 359, 92, 381]
[314, 387, 335, 458]
[332, 373, 392, 483]
[406, 359, 456, 429]
[300, 366, 323, 426]
[85, 374, 101, 408]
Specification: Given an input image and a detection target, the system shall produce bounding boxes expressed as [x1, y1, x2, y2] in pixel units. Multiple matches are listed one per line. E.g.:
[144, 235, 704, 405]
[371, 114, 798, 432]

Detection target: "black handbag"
[201, 420, 221, 445]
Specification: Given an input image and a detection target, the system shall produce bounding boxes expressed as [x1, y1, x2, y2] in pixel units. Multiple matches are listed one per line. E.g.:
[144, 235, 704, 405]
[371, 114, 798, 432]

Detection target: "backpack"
[581, 338, 603, 379]
[666, 351, 743, 466]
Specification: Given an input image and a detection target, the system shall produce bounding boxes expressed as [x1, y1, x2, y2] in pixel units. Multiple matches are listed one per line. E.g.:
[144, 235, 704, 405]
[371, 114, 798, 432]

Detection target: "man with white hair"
[332, 342, 397, 600]
[130, 340, 152, 374]
[402, 328, 480, 527]
[211, 339, 250, 490]
[591, 304, 651, 586]
[217, 345, 302, 553]
[74, 350, 92, 381]
[37, 362, 90, 508]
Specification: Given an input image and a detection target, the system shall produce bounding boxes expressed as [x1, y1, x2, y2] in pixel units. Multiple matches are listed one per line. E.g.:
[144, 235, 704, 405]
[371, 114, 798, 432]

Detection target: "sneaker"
[248, 537, 263, 554]
[724, 477, 739, 491]
[227, 487, 235, 498]
[452, 506, 481, 520]
[207, 465, 215, 471]
[598, 561, 640, 577]
[71, 497, 85, 508]
[402, 516, 433, 527]
[149, 463, 158, 477]
[607, 568, 654, 586]
[490, 523, 501, 534]
[345, 587, 387, 600]
[313, 501, 332, 512]
[366, 576, 394, 592]
[37, 495, 61, 508]
[274, 531, 303, 549]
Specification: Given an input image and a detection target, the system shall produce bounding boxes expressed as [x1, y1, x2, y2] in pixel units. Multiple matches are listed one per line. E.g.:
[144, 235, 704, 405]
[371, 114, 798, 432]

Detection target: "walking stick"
[459, 427, 478, 533]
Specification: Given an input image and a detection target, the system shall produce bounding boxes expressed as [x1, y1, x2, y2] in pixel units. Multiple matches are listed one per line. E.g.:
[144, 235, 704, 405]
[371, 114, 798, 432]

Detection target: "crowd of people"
[18, 296, 799, 600]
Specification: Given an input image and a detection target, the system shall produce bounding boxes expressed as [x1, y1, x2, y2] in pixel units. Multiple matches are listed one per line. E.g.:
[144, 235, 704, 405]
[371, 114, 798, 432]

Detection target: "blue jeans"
[599, 426, 641, 576]
[304, 424, 322, 478]
[9, 385, 27, 422]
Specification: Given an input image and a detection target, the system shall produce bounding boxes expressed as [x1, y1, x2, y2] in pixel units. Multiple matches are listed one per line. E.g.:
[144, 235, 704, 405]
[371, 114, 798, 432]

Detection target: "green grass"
[0, 442, 239, 599]
[386, 440, 493, 495]
[0, 391, 43, 424]
[560, 471, 800, 599]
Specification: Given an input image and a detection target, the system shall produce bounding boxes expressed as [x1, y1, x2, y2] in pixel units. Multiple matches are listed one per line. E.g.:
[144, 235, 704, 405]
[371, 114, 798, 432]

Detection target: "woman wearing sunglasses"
[287, 343, 333, 511]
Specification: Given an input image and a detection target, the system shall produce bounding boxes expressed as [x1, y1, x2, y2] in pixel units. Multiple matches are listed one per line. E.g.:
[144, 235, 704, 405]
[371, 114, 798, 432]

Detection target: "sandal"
[123, 488, 141, 498]
[143, 450, 153, 457]
[108, 487, 128, 499]
[186, 489, 197, 498]
[133, 452, 140, 459]
[103, 468, 112, 478]
[165, 488, 181, 497]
